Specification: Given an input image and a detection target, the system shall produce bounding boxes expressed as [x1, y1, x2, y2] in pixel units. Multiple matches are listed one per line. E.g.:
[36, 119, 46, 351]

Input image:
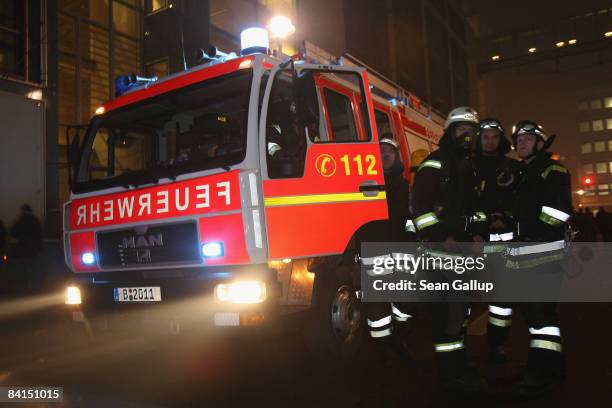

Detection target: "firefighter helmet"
[444, 106, 479, 130]
[380, 137, 400, 150]
[511, 120, 547, 145]
[479, 117, 504, 136]
[476, 117, 511, 154]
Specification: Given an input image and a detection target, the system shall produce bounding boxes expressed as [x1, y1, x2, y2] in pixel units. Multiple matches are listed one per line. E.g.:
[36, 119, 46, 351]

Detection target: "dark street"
[2, 287, 611, 407]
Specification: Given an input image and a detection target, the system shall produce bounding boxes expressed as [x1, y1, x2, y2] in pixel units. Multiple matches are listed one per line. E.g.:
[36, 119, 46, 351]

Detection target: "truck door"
[260, 67, 388, 260]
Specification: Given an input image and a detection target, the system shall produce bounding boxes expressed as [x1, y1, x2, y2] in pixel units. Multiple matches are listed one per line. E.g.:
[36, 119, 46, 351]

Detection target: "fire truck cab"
[62, 36, 442, 358]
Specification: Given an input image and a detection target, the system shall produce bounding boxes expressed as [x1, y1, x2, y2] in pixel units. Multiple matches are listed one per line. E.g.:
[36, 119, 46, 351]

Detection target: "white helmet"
[444, 106, 479, 130]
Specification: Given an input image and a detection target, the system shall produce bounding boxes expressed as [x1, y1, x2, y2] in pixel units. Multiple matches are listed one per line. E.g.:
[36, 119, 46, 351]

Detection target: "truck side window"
[323, 88, 358, 142]
[374, 109, 393, 138]
[310, 71, 372, 143]
[266, 70, 307, 179]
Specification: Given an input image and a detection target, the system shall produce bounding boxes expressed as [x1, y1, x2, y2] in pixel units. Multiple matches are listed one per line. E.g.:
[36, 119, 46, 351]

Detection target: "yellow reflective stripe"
[434, 340, 465, 352]
[264, 191, 386, 207]
[530, 339, 562, 352]
[471, 211, 487, 223]
[415, 212, 439, 230]
[480, 180, 486, 192]
[370, 327, 393, 338]
[484, 244, 506, 253]
[539, 212, 563, 226]
[505, 253, 565, 269]
[418, 160, 442, 171]
[489, 316, 512, 327]
[541, 206, 570, 222]
[541, 165, 567, 179]
[405, 220, 416, 233]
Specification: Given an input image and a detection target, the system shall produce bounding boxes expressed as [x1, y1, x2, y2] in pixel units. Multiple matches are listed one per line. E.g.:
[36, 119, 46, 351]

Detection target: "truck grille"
[97, 221, 201, 268]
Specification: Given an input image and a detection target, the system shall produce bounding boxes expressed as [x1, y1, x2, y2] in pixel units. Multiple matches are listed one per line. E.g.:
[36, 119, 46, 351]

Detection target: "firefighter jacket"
[384, 168, 415, 241]
[473, 154, 519, 242]
[513, 153, 572, 242]
[412, 134, 484, 242]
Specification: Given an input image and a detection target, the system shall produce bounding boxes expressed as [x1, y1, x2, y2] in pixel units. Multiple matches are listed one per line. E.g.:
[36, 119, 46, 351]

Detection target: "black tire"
[304, 264, 365, 362]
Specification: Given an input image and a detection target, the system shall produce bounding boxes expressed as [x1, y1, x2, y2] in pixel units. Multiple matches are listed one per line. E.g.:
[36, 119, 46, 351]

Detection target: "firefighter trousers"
[366, 302, 413, 338]
[431, 302, 470, 380]
[520, 301, 564, 378]
[488, 303, 513, 348]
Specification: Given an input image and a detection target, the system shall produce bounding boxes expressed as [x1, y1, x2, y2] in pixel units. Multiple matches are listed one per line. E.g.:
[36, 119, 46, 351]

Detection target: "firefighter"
[473, 118, 519, 364]
[509, 120, 571, 398]
[412, 107, 487, 393]
[365, 137, 414, 359]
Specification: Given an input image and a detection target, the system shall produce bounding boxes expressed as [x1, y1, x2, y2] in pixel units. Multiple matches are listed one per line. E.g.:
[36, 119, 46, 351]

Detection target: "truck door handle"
[359, 182, 386, 197]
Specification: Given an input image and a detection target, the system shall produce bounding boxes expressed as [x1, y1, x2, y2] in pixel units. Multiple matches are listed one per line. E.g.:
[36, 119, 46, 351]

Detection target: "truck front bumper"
[64, 265, 282, 334]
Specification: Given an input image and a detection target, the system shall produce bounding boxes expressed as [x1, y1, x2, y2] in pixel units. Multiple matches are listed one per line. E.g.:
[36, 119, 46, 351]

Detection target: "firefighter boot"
[514, 370, 563, 399]
[441, 366, 488, 395]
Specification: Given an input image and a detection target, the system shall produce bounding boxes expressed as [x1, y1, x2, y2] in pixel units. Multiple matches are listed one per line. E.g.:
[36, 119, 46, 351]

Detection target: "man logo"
[315, 154, 337, 177]
[122, 233, 164, 249]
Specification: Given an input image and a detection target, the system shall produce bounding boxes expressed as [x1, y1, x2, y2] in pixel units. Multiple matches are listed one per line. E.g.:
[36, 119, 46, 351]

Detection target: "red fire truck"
[63, 33, 442, 358]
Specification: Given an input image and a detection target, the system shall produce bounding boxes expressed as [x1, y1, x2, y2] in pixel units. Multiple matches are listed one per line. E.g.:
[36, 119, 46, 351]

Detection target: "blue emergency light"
[240, 27, 270, 56]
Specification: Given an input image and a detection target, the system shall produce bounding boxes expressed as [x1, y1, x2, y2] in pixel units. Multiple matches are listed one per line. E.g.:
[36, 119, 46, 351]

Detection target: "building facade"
[472, 3, 612, 210]
[1, 0, 475, 237]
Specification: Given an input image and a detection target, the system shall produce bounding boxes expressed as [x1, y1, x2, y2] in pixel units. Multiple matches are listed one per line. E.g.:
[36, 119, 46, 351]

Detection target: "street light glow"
[268, 16, 296, 39]
[528, 47, 537, 53]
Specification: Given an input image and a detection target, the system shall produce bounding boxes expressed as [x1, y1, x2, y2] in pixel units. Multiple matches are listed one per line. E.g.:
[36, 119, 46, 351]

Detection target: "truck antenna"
[178, 0, 188, 70]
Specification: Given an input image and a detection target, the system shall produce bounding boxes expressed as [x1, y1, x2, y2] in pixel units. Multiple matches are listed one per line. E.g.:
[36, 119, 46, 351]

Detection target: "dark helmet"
[476, 117, 510, 154]
[511, 120, 547, 147]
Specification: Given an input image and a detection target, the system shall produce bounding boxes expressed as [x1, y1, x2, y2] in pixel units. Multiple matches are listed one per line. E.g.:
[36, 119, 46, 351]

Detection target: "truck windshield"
[74, 69, 252, 193]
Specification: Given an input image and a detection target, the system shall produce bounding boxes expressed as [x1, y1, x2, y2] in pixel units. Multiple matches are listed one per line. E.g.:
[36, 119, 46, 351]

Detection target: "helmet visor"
[479, 119, 504, 133]
[513, 122, 545, 137]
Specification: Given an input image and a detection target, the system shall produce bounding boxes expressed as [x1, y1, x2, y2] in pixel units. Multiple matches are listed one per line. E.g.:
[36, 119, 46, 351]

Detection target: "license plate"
[114, 287, 162, 302]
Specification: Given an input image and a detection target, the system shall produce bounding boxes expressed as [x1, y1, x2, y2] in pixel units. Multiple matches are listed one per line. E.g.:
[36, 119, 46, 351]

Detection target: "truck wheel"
[305, 264, 364, 361]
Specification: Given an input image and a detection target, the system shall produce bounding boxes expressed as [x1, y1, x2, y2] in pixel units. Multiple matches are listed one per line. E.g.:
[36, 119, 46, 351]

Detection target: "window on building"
[591, 99, 603, 110]
[593, 120, 604, 132]
[596, 162, 607, 173]
[607, 118, 612, 130]
[146, 0, 168, 14]
[609, 161, 612, 173]
[0, 0, 25, 77]
[605, 97, 612, 109]
[145, 58, 169, 78]
[577, 100, 588, 111]
[595, 141, 606, 152]
[598, 184, 610, 196]
[580, 121, 591, 132]
[581, 142, 592, 154]
[113, 2, 140, 37]
[584, 163, 594, 174]
[58, 0, 143, 202]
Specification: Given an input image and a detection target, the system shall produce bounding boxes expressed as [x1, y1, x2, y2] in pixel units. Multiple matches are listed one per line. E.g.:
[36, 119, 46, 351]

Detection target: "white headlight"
[215, 281, 267, 304]
[65, 286, 82, 305]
